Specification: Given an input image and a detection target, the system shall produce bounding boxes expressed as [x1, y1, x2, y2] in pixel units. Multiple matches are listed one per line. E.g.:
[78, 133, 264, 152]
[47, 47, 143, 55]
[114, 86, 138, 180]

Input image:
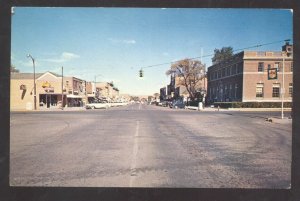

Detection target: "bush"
[213, 102, 293, 108]
[186, 100, 201, 107]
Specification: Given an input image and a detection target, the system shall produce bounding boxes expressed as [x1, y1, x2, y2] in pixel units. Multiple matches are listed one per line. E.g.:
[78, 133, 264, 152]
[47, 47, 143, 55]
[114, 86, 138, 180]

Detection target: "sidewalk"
[12, 106, 86, 112]
[39, 106, 87, 111]
[185, 106, 292, 112]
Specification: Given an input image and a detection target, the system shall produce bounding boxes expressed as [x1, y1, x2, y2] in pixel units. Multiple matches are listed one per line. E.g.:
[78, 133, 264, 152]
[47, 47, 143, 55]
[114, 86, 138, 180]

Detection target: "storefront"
[66, 94, 86, 107]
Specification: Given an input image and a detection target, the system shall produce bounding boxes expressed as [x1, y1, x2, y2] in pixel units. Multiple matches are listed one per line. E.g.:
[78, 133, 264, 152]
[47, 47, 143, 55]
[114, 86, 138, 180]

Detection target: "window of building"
[256, 83, 264, 98]
[226, 67, 230, 76]
[291, 62, 293, 72]
[274, 62, 280, 71]
[231, 66, 235, 75]
[272, 83, 280, 98]
[218, 70, 221, 78]
[235, 64, 238, 74]
[268, 64, 272, 69]
[235, 83, 238, 98]
[229, 84, 232, 98]
[258, 62, 264, 72]
[222, 68, 226, 77]
[289, 83, 293, 97]
[238, 64, 243, 73]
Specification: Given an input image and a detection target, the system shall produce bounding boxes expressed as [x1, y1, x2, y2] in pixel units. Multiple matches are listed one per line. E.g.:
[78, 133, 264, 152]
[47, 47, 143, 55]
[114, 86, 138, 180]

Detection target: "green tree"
[166, 59, 206, 101]
[211, 46, 233, 64]
[10, 64, 20, 73]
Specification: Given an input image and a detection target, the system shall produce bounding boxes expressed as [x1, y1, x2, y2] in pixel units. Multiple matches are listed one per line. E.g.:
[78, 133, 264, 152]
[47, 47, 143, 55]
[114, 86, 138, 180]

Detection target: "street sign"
[268, 68, 278, 80]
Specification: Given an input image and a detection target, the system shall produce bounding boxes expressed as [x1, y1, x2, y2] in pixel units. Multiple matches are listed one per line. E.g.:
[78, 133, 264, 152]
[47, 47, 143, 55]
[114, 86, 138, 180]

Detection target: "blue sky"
[11, 8, 293, 96]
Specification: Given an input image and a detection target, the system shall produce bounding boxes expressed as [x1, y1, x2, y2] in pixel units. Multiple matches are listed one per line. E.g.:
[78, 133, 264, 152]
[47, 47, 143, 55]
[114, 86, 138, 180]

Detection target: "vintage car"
[86, 100, 110, 109]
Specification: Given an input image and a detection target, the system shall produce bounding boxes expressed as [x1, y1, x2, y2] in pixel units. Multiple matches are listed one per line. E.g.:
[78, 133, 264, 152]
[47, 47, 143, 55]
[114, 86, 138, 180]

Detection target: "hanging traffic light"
[139, 69, 143, 77]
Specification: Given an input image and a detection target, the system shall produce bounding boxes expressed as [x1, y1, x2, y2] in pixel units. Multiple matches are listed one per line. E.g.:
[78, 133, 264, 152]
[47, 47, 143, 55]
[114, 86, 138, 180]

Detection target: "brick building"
[207, 43, 293, 103]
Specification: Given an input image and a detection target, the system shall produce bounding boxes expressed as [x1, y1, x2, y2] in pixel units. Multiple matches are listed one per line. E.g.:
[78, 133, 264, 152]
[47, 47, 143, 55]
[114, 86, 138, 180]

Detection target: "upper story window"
[258, 62, 264, 72]
[226, 67, 230, 76]
[268, 64, 272, 69]
[235, 64, 238, 74]
[274, 62, 280, 71]
[291, 62, 293, 72]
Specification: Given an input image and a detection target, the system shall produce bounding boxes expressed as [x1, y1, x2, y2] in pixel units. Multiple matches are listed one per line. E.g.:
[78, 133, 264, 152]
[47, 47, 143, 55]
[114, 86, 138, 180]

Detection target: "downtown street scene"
[10, 8, 293, 188]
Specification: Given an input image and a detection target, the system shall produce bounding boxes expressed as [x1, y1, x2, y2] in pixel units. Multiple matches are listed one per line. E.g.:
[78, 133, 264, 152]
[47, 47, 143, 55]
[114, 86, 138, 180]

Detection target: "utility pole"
[61, 66, 64, 110]
[281, 52, 285, 119]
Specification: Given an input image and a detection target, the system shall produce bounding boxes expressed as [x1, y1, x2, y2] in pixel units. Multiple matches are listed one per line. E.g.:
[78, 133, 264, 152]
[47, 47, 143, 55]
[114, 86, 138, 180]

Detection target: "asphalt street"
[10, 103, 292, 188]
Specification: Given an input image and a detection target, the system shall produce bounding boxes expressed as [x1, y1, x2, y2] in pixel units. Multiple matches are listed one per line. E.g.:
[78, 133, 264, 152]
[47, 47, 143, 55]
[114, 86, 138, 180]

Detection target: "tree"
[153, 93, 160, 98]
[211, 46, 233, 64]
[10, 64, 20, 73]
[166, 59, 206, 101]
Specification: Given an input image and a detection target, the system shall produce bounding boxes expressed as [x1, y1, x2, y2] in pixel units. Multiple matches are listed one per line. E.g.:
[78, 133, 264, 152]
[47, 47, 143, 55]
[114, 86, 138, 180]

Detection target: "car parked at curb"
[86, 100, 110, 109]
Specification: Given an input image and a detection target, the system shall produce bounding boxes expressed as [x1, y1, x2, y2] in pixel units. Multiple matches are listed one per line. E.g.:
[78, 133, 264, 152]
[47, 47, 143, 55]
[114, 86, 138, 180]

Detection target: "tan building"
[64, 76, 87, 106]
[11, 72, 64, 110]
[207, 43, 293, 103]
[95, 82, 119, 100]
[11, 71, 87, 110]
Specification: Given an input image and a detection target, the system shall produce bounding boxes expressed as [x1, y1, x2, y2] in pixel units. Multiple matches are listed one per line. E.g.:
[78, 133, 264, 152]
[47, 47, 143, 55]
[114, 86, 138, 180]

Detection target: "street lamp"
[27, 54, 37, 110]
[281, 39, 291, 119]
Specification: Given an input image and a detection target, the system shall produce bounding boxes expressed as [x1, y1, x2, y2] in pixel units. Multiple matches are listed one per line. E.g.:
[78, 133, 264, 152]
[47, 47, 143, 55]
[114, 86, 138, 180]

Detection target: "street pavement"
[10, 103, 292, 188]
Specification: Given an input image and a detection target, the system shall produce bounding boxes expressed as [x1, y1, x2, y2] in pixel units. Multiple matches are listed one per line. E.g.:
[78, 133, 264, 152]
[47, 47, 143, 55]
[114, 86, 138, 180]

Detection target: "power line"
[140, 39, 290, 70]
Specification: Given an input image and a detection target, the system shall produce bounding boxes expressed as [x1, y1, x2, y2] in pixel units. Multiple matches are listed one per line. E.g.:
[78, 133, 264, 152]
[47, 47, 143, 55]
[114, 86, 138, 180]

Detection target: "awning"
[67, 94, 85, 98]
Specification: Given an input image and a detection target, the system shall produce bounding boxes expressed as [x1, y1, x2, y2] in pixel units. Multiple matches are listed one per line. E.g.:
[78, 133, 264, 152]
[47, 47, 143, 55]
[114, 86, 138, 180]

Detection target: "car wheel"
[91, 106, 95, 109]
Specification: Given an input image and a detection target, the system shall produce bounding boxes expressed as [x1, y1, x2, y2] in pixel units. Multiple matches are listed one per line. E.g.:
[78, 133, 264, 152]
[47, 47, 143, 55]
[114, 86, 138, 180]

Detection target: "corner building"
[207, 43, 293, 103]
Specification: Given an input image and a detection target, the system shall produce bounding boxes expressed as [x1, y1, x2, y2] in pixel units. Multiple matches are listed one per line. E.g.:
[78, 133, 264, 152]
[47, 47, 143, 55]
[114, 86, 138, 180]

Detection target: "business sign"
[44, 87, 54, 93]
[268, 68, 278, 80]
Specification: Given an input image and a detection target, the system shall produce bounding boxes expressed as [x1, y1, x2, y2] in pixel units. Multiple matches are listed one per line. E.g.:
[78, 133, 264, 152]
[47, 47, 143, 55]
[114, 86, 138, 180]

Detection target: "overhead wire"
[139, 39, 291, 70]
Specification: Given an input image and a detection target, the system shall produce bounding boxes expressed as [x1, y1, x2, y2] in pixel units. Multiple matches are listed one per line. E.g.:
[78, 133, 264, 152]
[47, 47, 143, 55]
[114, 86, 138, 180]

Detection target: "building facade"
[207, 43, 293, 103]
[11, 72, 65, 110]
[11, 71, 88, 110]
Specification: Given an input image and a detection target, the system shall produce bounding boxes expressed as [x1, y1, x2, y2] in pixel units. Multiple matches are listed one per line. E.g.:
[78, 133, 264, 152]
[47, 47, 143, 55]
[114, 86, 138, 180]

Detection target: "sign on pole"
[268, 68, 278, 80]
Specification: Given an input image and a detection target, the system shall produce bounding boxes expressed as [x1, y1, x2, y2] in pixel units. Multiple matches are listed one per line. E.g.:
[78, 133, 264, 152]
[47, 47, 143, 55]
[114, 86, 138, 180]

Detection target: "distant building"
[168, 72, 207, 101]
[95, 81, 120, 101]
[207, 42, 293, 103]
[160, 86, 167, 101]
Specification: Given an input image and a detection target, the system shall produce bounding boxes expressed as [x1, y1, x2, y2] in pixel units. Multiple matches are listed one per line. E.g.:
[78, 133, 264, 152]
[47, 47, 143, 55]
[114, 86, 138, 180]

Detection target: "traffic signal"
[139, 69, 143, 77]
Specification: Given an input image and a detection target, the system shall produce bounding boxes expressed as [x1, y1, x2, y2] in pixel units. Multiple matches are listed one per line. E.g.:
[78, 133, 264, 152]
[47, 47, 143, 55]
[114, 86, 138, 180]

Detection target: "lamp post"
[281, 39, 292, 119]
[281, 52, 285, 119]
[61, 66, 64, 110]
[27, 54, 36, 110]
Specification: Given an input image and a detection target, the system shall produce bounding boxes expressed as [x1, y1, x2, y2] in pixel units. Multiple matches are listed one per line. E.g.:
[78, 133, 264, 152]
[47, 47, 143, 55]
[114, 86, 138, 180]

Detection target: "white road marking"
[130, 120, 140, 187]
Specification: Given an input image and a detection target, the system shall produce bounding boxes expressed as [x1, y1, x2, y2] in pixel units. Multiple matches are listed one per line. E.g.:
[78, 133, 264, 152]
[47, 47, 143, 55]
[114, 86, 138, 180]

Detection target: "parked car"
[171, 100, 185, 109]
[86, 101, 109, 109]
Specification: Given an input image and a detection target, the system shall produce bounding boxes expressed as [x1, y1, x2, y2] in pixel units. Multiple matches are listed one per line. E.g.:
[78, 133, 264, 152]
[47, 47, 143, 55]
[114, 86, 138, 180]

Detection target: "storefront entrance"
[39, 94, 58, 108]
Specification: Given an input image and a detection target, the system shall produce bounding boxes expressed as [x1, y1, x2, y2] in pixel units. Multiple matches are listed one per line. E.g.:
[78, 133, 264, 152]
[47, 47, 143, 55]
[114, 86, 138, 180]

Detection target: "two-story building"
[207, 42, 293, 103]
